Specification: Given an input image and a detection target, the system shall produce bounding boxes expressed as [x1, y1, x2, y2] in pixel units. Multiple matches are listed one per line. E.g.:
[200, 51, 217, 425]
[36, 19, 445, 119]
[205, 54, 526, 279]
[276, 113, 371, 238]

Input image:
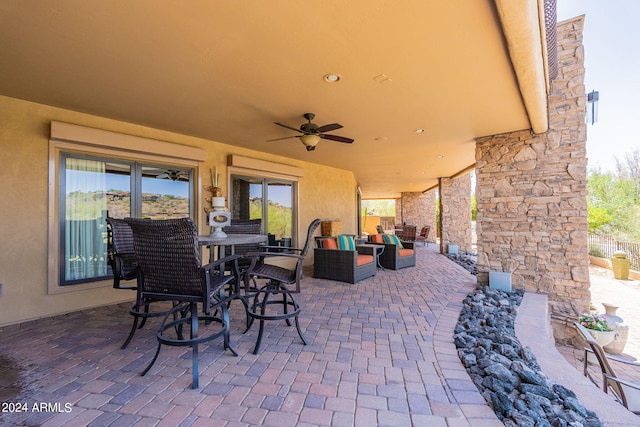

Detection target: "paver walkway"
[0, 246, 504, 427]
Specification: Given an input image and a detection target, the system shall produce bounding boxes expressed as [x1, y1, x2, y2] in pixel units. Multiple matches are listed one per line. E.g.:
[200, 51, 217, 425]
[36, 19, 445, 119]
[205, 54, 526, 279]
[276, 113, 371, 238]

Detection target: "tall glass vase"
[602, 303, 629, 354]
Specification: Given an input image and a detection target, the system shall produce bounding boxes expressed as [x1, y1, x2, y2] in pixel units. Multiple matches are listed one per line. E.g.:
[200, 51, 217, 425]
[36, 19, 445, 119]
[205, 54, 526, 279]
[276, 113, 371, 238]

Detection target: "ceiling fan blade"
[274, 122, 303, 133]
[321, 134, 354, 144]
[266, 135, 301, 142]
[316, 123, 343, 133]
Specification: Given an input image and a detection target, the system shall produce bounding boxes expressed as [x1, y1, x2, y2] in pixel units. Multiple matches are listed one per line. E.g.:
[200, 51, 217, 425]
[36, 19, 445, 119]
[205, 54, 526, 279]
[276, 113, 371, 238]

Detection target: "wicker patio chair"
[313, 236, 376, 284]
[107, 217, 167, 349]
[401, 225, 417, 243]
[574, 322, 640, 414]
[125, 217, 241, 389]
[243, 218, 321, 354]
[416, 226, 431, 247]
[106, 217, 138, 291]
[368, 233, 416, 270]
[223, 218, 263, 268]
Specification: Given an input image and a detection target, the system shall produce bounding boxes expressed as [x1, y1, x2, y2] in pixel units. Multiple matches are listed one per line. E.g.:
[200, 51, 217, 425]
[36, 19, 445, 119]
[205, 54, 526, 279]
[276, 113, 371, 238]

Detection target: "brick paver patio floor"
[0, 245, 507, 426]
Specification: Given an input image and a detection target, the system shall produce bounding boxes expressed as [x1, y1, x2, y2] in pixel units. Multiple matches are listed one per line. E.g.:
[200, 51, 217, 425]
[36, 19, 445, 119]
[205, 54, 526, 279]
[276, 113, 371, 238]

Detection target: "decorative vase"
[587, 329, 616, 347]
[602, 303, 629, 354]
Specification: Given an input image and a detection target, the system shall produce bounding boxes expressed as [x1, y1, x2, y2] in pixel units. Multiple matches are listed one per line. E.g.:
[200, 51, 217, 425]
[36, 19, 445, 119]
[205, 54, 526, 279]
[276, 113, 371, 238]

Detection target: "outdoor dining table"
[198, 233, 268, 261]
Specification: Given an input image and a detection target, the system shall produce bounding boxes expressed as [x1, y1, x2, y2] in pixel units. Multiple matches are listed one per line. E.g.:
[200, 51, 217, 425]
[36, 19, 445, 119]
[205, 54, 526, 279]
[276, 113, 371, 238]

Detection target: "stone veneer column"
[399, 191, 436, 232]
[475, 16, 589, 343]
[439, 173, 472, 254]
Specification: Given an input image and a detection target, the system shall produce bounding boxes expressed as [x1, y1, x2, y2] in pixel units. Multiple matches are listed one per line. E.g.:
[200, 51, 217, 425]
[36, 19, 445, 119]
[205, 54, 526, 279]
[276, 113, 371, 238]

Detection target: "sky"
[556, 0, 640, 173]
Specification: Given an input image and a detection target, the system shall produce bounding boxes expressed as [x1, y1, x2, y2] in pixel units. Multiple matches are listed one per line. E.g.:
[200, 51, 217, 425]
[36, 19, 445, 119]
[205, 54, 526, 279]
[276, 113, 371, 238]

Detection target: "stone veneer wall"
[440, 174, 472, 254]
[399, 191, 436, 234]
[475, 16, 589, 343]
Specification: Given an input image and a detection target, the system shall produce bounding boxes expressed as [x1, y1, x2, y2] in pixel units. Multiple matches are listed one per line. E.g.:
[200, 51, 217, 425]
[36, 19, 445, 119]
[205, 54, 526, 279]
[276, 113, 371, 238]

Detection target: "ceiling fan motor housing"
[300, 123, 318, 133]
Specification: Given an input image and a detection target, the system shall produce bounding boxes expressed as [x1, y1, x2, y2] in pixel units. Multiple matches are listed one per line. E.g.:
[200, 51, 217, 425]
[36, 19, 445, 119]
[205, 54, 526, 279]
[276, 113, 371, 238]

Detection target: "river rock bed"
[444, 252, 478, 275]
[454, 286, 603, 426]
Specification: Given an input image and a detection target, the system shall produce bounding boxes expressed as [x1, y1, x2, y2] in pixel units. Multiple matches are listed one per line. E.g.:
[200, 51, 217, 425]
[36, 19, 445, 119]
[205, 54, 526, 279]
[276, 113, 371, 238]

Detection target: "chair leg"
[252, 291, 271, 355]
[190, 302, 199, 389]
[121, 307, 141, 349]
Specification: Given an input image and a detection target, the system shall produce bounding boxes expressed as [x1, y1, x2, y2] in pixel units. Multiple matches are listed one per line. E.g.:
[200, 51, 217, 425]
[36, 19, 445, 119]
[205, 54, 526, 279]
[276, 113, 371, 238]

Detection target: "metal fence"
[588, 234, 640, 271]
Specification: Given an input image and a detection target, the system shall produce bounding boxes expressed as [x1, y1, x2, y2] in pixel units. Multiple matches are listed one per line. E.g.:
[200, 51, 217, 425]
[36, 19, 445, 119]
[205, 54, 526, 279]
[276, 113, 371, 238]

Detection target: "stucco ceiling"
[0, 0, 542, 198]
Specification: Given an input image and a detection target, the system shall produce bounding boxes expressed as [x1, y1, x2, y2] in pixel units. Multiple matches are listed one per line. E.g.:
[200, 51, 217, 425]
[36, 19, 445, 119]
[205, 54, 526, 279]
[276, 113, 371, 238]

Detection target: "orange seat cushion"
[322, 238, 338, 249]
[398, 249, 414, 257]
[370, 234, 384, 243]
[356, 254, 374, 266]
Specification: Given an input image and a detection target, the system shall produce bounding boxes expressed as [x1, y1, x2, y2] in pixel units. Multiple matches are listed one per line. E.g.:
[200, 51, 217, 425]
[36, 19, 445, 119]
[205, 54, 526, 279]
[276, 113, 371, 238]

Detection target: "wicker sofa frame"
[368, 235, 416, 270]
[313, 240, 377, 284]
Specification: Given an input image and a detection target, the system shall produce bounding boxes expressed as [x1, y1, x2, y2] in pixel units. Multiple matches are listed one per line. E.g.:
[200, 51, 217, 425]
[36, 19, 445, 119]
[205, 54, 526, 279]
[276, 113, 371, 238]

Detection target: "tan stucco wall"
[0, 95, 357, 327]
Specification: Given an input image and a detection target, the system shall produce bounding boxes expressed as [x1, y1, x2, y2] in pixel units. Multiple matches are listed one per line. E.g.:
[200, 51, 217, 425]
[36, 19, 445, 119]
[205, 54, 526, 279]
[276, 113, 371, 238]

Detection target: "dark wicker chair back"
[126, 218, 205, 298]
[376, 225, 384, 234]
[224, 219, 263, 267]
[106, 217, 138, 290]
[402, 225, 417, 242]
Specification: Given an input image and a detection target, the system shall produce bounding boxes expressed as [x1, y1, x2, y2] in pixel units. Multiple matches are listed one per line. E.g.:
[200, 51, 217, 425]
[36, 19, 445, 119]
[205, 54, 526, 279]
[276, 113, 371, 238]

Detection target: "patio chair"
[401, 225, 417, 243]
[368, 233, 416, 270]
[107, 217, 165, 349]
[125, 217, 241, 389]
[416, 226, 431, 247]
[243, 218, 321, 354]
[106, 217, 138, 290]
[376, 225, 384, 234]
[574, 322, 640, 414]
[313, 236, 376, 284]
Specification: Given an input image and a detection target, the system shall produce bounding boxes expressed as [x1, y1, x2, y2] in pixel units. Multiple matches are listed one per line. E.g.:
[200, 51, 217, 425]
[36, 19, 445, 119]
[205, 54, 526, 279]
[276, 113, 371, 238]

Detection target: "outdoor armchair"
[313, 236, 376, 284]
[368, 233, 416, 270]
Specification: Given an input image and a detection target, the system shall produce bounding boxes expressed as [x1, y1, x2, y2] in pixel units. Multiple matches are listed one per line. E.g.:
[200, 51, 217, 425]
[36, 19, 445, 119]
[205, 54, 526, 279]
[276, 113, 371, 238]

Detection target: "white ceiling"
[0, 0, 539, 198]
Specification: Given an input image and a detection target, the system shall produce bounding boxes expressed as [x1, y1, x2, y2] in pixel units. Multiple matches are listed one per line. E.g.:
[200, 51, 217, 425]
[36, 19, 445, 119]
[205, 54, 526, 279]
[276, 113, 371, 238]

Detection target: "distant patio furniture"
[416, 226, 431, 247]
[368, 233, 416, 270]
[314, 236, 377, 283]
[376, 225, 384, 234]
[574, 322, 640, 414]
[243, 218, 321, 354]
[126, 217, 241, 389]
[401, 225, 417, 243]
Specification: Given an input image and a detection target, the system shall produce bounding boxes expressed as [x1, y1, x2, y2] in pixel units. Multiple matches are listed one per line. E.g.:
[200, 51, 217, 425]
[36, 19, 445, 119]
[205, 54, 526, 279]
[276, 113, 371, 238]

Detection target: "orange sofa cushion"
[322, 237, 338, 249]
[356, 254, 374, 266]
[398, 249, 414, 257]
[370, 234, 384, 243]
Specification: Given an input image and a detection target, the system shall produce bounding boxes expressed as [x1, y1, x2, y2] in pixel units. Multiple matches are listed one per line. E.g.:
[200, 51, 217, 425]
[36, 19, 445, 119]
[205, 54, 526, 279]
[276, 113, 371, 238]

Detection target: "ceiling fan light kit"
[268, 112, 354, 151]
[300, 134, 320, 149]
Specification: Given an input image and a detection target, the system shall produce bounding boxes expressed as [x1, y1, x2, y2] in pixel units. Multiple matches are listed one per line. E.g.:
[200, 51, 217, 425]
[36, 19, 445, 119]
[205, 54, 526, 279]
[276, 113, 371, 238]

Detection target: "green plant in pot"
[579, 313, 615, 347]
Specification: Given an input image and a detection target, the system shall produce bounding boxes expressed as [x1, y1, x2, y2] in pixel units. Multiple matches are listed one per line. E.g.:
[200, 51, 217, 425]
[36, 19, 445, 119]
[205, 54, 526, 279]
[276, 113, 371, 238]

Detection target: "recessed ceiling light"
[374, 136, 388, 141]
[415, 129, 425, 134]
[437, 155, 444, 159]
[323, 73, 341, 83]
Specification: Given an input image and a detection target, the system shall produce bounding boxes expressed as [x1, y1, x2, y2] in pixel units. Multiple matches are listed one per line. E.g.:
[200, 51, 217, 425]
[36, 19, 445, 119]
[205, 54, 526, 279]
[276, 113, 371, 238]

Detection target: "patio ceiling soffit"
[494, 0, 552, 134]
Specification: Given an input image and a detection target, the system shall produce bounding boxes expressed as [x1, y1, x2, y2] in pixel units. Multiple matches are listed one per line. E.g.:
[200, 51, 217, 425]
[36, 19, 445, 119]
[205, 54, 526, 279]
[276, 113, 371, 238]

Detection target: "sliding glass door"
[231, 175, 295, 247]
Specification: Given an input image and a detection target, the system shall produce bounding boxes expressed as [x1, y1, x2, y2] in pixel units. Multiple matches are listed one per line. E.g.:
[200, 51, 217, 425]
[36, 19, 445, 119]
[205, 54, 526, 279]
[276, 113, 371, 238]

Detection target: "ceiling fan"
[268, 113, 354, 151]
[157, 169, 189, 181]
